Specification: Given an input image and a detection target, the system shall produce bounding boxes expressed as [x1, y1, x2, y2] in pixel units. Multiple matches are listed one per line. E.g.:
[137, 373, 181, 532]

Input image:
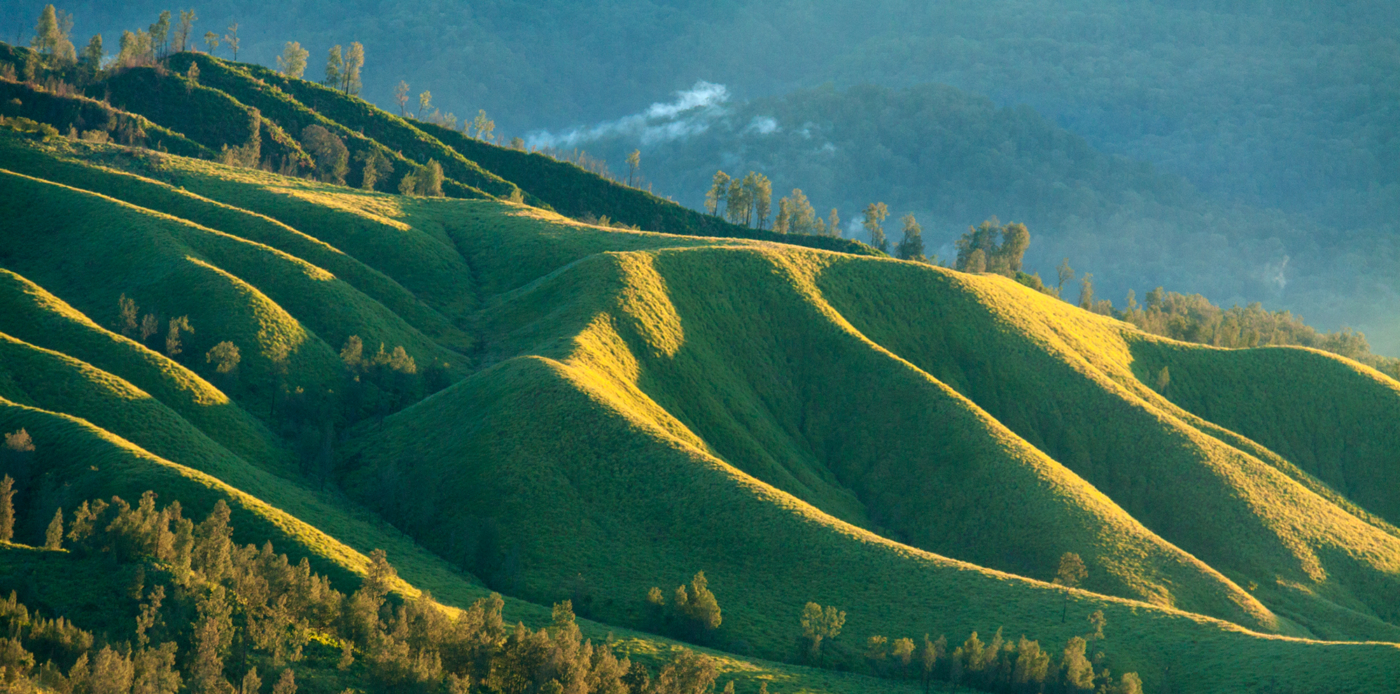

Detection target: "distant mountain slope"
[574, 81, 1400, 356]
[32, 0, 1393, 216]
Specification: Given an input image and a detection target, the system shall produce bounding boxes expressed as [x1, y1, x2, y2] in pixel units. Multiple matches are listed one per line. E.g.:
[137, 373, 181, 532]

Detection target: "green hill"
[1, 46, 1399, 693]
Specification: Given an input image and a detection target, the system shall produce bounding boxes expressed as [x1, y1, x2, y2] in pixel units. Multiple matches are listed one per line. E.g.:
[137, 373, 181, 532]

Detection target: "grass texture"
[2, 95, 1399, 694]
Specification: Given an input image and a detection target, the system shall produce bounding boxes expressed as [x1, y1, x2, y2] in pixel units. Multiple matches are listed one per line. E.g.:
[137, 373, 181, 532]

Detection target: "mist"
[525, 81, 730, 150]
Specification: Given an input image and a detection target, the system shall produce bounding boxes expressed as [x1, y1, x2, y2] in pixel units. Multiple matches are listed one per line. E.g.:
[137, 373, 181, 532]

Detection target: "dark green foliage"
[356, 149, 392, 190]
[0, 79, 208, 156]
[43, 508, 62, 549]
[240, 61, 526, 201]
[895, 214, 924, 262]
[338, 335, 422, 422]
[408, 159, 445, 197]
[1118, 289, 1399, 377]
[1013, 271, 1050, 295]
[800, 602, 845, 665]
[955, 220, 1030, 276]
[301, 124, 348, 184]
[672, 572, 721, 634]
[92, 66, 262, 156]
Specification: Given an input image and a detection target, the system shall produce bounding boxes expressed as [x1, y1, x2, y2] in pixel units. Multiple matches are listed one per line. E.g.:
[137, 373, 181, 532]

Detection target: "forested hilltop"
[3, 6, 1400, 694]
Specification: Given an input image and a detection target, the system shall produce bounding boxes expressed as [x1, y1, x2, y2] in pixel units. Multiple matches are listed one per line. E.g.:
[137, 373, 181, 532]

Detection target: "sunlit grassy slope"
[2, 131, 1399, 692]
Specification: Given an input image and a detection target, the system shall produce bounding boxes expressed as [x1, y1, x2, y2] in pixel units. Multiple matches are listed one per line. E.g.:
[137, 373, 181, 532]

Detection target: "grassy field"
[2, 74, 1400, 692]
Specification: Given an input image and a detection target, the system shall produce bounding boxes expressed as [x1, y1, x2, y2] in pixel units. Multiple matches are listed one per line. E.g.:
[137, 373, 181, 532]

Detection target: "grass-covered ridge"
[1, 97, 1399, 693]
[2, 39, 877, 260]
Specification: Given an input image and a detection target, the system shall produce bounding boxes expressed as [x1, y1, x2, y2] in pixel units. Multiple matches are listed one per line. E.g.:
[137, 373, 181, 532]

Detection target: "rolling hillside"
[1, 45, 1399, 694]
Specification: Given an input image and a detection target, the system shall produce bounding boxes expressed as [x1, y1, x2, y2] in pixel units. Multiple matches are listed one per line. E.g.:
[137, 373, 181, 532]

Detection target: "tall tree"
[277, 41, 308, 79]
[1060, 637, 1094, 691]
[45, 508, 63, 549]
[799, 602, 846, 666]
[398, 169, 420, 196]
[863, 202, 889, 252]
[827, 208, 841, 237]
[302, 124, 349, 184]
[394, 81, 410, 116]
[420, 160, 445, 197]
[222, 24, 239, 61]
[118, 294, 139, 337]
[748, 173, 772, 229]
[341, 42, 364, 95]
[1087, 610, 1106, 640]
[997, 222, 1031, 272]
[1145, 286, 1165, 310]
[31, 6, 57, 57]
[175, 10, 197, 53]
[81, 34, 103, 75]
[118, 30, 153, 67]
[626, 150, 641, 187]
[896, 213, 925, 261]
[671, 571, 722, 635]
[473, 110, 495, 141]
[140, 313, 160, 343]
[356, 150, 392, 190]
[733, 171, 767, 228]
[1057, 258, 1075, 295]
[1054, 552, 1088, 623]
[189, 587, 233, 694]
[966, 249, 987, 273]
[918, 634, 938, 693]
[725, 177, 749, 225]
[271, 669, 296, 694]
[165, 317, 193, 359]
[773, 197, 791, 233]
[239, 668, 261, 694]
[1078, 273, 1095, 310]
[955, 220, 1001, 271]
[0, 474, 14, 542]
[149, 11, 171, 59]
[31, 5, 59, 55]
[1011, 636, 1049, 687]
[1055, 552, 1087, 588]
[32, 6, 75, 63]
[324, 46, 343, 87]
[417, 91, 432, 119]
[704, 171, 731, 216]
[783, 188, 816, 234]
[203, 31, 218, 54]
